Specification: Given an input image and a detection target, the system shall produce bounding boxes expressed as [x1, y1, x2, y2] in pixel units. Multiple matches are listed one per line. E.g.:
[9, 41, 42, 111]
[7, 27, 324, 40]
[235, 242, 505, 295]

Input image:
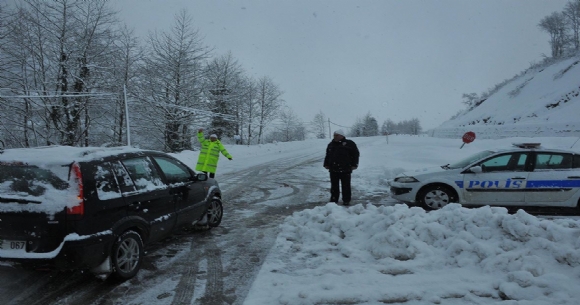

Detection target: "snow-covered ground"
[175, 134, 580, 305]
[432, 56, 580, 139]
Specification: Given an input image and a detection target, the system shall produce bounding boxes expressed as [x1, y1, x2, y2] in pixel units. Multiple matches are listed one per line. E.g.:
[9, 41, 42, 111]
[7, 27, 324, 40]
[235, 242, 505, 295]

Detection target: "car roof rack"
[512, 143, 541, 149]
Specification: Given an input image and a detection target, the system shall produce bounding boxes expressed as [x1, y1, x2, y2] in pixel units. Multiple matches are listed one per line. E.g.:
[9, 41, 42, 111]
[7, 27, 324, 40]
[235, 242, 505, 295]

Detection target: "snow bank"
[245, 203, 580, 305]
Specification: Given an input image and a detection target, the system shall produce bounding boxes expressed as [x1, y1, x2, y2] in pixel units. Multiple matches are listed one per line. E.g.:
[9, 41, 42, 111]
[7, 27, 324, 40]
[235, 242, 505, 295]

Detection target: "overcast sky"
[112, 0, 569, 131]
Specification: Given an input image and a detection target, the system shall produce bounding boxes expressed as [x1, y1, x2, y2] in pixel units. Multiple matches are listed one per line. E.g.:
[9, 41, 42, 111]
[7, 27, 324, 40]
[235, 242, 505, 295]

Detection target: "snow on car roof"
[0, 145, 147, 166]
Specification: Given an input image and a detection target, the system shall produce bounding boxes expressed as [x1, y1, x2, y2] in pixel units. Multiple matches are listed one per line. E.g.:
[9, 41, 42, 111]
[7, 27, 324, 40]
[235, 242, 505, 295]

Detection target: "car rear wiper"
[0, 197, 42, 204]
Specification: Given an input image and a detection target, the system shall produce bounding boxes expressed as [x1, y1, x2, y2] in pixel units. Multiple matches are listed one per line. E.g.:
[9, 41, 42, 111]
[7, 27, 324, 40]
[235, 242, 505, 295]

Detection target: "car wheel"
[206, 198, 223, 227]
[111, 230, 143, 280]
[418, 185, 457, 210]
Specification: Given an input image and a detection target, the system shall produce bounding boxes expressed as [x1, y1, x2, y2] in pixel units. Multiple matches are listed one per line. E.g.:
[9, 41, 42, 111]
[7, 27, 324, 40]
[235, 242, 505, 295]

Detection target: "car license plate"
[0, 239, 26, 251]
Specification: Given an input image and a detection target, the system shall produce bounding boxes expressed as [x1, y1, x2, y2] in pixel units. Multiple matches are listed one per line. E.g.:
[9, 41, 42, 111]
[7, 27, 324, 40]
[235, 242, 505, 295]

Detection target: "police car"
[389, 143, 580, 211]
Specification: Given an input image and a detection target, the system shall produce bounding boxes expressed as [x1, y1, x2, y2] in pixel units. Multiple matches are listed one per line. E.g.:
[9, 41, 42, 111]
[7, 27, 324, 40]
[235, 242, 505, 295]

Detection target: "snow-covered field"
[176, 135, 580, 305]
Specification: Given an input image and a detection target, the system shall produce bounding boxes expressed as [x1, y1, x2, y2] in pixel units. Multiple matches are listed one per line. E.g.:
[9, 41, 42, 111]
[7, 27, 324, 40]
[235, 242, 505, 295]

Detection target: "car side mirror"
[469, 166, 482, 173]
[196, 173, 208, 181]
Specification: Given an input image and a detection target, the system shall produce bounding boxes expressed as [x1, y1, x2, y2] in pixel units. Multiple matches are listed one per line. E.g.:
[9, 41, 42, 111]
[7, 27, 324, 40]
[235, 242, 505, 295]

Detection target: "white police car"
[389, 143, 580, 211]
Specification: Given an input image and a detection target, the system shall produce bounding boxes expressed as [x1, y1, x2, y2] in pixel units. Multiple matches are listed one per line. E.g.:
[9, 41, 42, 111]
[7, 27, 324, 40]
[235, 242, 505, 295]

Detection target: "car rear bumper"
[0, 231, 115, 270]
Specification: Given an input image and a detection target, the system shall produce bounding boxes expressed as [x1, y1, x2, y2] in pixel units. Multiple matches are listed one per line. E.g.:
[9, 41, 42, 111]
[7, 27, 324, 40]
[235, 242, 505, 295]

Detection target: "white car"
[389, 143, 580, 211]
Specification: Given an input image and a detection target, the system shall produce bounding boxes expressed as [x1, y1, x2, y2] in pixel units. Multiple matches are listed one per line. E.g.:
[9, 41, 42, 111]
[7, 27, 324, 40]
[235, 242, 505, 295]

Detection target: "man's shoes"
[343, 201, 350, 206]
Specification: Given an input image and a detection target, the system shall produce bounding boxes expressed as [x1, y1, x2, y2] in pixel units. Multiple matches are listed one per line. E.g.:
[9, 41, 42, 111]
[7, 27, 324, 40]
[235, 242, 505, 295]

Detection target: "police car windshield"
[447, 150, 495, 169]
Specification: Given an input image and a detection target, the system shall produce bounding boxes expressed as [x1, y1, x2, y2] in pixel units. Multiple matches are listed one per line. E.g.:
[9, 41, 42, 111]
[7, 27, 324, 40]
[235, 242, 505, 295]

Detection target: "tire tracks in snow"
[0, 150, 327, 305]
[168, 150, 327, 304]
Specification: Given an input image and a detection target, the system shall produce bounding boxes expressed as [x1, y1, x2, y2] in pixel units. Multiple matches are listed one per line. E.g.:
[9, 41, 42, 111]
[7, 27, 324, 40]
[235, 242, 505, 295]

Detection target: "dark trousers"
[203, 172, 215, 178]
[330, 171, 351, 203]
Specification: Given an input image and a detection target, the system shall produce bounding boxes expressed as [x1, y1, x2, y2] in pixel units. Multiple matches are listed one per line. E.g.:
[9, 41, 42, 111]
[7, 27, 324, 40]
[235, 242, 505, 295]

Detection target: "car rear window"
[0, 163, 68, 196]
[0, 162, 79, 215]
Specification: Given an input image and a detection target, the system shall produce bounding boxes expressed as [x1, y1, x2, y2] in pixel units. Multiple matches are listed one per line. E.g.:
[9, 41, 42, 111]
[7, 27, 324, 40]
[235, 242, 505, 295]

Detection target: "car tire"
[111, 230, 144, 280]
[206, 198, 223, 227]
[418, 185, 457, 210]
[189, 198, 223, 231]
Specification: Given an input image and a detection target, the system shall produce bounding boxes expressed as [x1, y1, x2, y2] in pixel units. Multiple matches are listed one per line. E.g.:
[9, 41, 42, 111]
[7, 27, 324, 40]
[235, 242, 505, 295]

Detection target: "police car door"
[525, 152, 580, 207]
[463, 152, 529, 205]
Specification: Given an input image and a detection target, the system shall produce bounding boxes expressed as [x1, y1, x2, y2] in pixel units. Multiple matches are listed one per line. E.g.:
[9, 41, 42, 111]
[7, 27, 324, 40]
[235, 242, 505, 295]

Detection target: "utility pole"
[328, 118, 331, 139]
[124, 84, 131, 147]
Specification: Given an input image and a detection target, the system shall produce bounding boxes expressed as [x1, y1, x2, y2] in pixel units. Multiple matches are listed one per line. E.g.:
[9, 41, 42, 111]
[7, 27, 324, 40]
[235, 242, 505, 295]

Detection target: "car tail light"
[67, 162, 84, 216]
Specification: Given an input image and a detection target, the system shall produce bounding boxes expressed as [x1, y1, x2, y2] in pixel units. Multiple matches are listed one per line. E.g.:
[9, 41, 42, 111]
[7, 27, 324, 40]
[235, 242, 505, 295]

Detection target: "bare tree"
[237, 76, 259, 145]
[275, 107, 305, 142]
[461, 92, 480, 109]
[539, 11, 569, 58]
[105, 25, 144, 146]
[311, 111, 327, 139]
[0, 0, 119, 147]
[255, 76, 283, 144]
[204, 52, 243, 139]
[563, 0, 580, 51]
[409, 118, 422, 135]
[138, 9, 211, 152]
[351, 112, 378, 137]
[381, 119, 395, 135]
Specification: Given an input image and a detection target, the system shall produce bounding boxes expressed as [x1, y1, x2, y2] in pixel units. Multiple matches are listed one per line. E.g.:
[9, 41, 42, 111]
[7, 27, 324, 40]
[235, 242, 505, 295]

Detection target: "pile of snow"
[245, 203, 580, 305]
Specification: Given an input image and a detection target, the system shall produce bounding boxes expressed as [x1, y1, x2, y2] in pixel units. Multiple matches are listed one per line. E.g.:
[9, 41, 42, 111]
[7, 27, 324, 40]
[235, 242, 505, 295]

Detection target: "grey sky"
[113, 0, 568, 131]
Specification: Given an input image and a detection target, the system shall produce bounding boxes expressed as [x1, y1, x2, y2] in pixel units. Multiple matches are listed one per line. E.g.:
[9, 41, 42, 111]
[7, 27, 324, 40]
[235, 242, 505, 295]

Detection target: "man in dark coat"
[323, 129, 360, 206]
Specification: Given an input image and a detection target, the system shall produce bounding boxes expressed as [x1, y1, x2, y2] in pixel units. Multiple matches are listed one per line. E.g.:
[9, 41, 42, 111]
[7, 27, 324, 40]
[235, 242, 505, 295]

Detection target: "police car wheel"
[419, 185, 457, 210]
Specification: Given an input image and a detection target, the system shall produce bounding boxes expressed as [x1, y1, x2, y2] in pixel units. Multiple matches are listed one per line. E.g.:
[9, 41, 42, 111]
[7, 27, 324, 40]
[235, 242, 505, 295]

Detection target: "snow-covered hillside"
[432, 56, 580, 139]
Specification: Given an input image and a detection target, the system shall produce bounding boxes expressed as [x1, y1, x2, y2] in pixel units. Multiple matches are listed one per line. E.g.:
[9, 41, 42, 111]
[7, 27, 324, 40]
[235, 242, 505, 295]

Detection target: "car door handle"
[511, 177, 526, 180]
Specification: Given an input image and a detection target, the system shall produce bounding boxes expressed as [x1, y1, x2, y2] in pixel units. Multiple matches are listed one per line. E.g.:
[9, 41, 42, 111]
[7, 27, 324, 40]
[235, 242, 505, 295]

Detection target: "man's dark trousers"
[330, 171, 351, 203]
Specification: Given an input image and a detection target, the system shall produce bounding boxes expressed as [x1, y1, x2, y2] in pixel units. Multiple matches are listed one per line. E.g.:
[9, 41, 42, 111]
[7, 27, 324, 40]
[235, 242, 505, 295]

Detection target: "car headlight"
[394, 176, 419, 183]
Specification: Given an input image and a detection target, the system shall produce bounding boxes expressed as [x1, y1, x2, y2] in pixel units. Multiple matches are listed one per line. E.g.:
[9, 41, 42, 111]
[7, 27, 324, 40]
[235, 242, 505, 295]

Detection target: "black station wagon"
[0, 145, 223, 280]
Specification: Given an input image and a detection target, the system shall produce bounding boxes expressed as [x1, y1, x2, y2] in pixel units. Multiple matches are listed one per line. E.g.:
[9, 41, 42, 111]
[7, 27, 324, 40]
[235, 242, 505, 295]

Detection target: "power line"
[0, 93, 115, 98]
[329, 120, 352, 129]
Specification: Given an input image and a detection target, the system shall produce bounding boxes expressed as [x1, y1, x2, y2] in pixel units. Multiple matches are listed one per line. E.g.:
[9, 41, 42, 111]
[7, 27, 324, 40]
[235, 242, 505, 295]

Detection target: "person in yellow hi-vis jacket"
[196, 129, 233, 178]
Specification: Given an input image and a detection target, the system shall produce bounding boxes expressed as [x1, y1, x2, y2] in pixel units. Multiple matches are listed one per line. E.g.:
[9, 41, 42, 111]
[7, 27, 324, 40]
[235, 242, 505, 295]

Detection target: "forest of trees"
[0, 1, 294, 151]
[309, 111, 423, 139]
[0, 1, 424, 152]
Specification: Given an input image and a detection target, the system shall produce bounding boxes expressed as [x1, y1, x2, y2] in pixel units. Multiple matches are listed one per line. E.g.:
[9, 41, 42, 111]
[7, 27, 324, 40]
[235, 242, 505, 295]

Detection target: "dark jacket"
[324, 137, 360, 173]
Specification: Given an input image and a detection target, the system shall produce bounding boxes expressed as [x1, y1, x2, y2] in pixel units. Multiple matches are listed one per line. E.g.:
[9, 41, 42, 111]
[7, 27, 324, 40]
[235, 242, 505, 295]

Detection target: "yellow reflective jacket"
[195, 132, 232, 173]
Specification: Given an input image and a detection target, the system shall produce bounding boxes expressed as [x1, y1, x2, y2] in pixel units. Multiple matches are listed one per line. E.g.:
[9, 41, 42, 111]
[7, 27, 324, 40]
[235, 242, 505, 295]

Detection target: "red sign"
[462, 131, 476, 144]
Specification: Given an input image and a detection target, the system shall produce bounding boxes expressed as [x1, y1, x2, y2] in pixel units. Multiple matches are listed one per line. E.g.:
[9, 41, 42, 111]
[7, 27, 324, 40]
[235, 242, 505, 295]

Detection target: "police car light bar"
[512, 143, 541, 149]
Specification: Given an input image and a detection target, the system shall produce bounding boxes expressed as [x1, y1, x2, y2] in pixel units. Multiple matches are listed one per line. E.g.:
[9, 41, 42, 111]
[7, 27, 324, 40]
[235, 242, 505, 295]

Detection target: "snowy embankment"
[431, 56, 580, 139]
